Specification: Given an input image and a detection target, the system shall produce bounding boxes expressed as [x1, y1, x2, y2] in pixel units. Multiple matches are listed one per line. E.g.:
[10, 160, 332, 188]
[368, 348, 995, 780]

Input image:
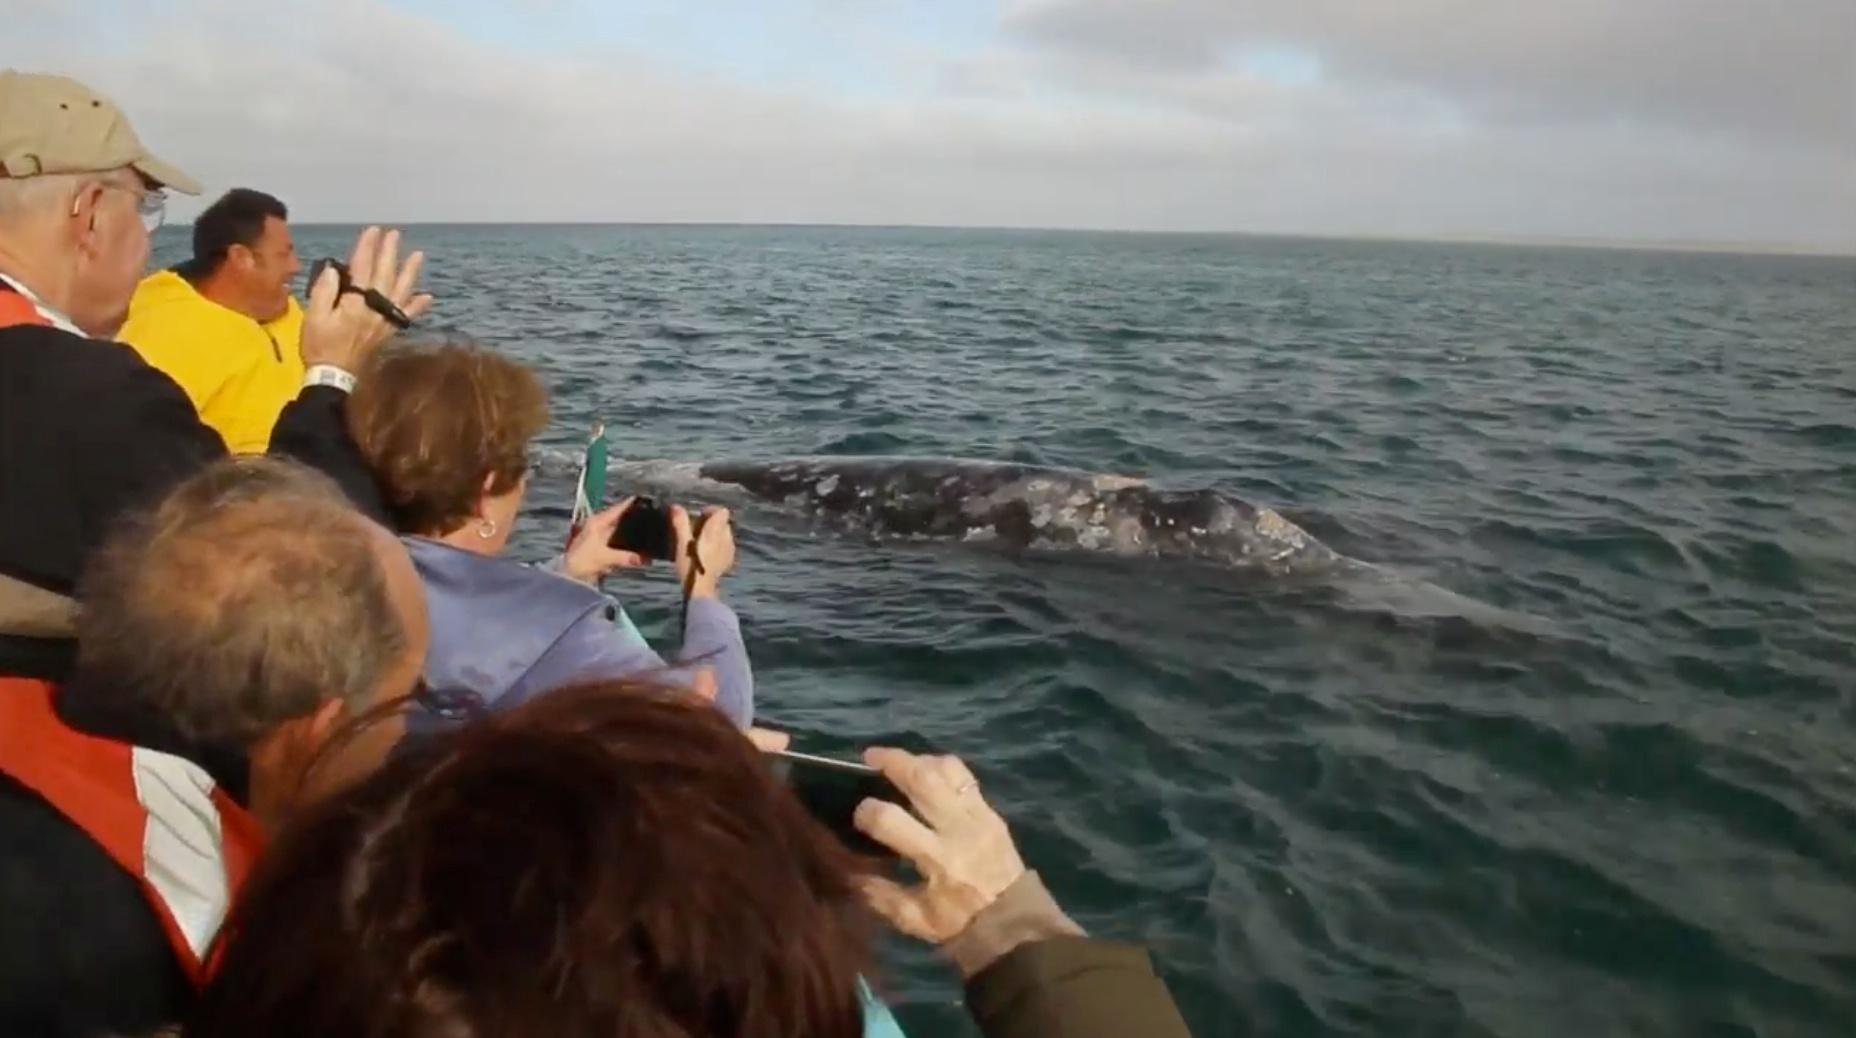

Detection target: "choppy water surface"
[220, 226, 1854, 1035]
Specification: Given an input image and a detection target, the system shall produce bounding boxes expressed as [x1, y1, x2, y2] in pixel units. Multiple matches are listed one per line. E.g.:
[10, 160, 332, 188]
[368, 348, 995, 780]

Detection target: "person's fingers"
[865, 748, 970, 829]
[746, 727, 791, 752]
[699, 506, 733, 548]
[403, 293, 435, 322]
[346, 226, 381, 283]
[858, 875, 935, 942]
[854, 797, 940, 866]
[937, 754, 980, 794]
[903, 753, 964, 812]
[391, 249, 425, 305]
[572, 544, 639, 570]
[307, 264, 341, 315]
[586, 548, 644, 572]
[863, 747, 917, 780]
[670, 505, 694, 569]
[368, 229, 401, 292]
[915, 754, 984, 829]
[687, 666, 718, 702]
[587, 499, 630, 536]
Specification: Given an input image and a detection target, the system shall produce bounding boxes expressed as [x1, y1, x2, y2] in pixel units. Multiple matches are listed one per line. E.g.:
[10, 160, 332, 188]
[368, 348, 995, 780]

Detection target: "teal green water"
[167, 226, 1855, 1035]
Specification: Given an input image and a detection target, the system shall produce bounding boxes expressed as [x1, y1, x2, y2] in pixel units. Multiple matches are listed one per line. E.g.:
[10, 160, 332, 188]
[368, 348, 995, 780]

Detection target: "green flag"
[568, 423, 608, 546]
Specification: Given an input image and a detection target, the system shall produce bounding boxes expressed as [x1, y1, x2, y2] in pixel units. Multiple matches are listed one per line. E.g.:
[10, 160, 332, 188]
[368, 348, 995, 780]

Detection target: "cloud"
[1001, 0, 1856, 151]
[7, 0, 1852, 249]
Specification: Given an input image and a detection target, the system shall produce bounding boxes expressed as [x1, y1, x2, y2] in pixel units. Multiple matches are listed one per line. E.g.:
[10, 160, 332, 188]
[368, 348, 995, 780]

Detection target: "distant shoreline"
[236, 222, 1856, 261]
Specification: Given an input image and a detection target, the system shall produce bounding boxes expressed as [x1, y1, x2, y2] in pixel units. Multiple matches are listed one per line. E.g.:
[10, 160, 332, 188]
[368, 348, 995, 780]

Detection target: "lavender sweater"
[405, 537, 753, 728]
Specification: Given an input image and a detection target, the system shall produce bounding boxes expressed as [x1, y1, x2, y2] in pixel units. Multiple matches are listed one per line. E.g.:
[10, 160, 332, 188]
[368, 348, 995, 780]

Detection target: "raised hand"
[300, 226, 434, 372]
[853, 748, 1027, 946]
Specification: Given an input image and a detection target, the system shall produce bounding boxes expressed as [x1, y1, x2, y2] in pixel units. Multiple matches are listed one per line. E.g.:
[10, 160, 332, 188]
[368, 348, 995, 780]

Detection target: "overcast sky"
[9, 0, 1854, 249]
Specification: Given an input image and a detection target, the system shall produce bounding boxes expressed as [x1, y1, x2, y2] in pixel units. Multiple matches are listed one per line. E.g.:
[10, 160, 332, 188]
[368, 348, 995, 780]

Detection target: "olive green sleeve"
[956, 873, 1195, 1038]
[965, 936, 1195, 1038]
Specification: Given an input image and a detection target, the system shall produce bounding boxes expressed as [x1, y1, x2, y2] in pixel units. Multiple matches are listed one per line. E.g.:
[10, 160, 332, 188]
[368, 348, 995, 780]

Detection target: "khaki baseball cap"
[0, 70, 201, 195]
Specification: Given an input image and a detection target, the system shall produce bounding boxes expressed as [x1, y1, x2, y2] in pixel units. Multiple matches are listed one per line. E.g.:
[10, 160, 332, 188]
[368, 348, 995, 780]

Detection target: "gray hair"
[0, 167, 137, 226]
[76, 458, 410, 748]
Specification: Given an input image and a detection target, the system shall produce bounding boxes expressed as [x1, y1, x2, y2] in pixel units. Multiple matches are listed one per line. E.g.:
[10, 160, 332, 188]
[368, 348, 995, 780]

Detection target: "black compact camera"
[305, 257, 414, 329]
[608, 497, 678, 560]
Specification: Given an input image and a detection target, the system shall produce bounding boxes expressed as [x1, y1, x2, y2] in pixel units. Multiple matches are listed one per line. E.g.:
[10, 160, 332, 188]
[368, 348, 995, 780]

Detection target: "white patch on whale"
[1254, 507, 1311, 548]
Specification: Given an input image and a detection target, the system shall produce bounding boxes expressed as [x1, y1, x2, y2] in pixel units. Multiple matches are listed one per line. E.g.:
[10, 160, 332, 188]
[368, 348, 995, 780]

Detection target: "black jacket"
[0, 286, 384, 678]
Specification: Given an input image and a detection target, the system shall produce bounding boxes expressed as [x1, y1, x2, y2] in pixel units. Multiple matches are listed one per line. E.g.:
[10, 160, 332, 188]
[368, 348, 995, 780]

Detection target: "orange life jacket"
[0, 677, 263, 983]
[0, 279, 53, 329]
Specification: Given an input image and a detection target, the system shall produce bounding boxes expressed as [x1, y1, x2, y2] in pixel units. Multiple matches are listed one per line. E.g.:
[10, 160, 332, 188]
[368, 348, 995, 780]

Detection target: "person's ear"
[306, 697, 346, 744]
[247, 697, 350, 826]
[67, 182, 105, 239]
[478, 470, 500, 518]
[229, 242, 257, 273]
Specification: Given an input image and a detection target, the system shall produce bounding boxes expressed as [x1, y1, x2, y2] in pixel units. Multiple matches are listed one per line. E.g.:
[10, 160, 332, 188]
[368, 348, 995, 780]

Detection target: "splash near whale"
[676, 456, 1338, 574]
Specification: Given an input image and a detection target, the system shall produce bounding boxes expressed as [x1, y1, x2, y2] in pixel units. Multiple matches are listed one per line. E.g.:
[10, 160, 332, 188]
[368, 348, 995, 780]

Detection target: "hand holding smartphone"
[766, 749, 908, 859]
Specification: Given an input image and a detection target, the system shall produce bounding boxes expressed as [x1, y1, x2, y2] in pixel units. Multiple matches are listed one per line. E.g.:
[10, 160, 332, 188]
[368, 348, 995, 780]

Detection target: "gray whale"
[686, 456, 1337, 573]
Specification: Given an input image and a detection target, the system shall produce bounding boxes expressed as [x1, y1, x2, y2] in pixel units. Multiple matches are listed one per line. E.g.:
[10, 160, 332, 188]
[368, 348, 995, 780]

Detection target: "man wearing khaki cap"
[0, 71, 432, 679]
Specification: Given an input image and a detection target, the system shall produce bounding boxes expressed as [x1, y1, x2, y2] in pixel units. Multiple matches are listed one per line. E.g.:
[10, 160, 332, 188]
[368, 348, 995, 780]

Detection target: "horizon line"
[242, 220, 1856, 260]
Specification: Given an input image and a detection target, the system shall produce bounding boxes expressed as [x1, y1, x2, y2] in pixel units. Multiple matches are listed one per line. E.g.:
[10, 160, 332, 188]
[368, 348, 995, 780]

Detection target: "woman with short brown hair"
[348, 340, 550, 538]
[347, 341, 753, 728]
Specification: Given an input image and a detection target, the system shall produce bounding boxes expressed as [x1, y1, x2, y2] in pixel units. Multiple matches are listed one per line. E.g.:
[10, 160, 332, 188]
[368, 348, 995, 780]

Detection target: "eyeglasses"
[411, 678, 488, 722]
[90, 182, 168, 232]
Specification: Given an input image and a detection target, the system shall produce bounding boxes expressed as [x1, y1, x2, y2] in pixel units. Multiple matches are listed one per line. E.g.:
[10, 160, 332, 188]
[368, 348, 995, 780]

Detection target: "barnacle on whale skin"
[1254, 507, 1309, 546]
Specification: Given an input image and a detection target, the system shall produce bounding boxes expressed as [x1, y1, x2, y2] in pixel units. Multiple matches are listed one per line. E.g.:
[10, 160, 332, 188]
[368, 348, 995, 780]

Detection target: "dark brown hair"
[189, 683, 876, 1038]
[73, 456, 408, 747]
[189, 187, 287, 274]
[348, 341, 549, 536]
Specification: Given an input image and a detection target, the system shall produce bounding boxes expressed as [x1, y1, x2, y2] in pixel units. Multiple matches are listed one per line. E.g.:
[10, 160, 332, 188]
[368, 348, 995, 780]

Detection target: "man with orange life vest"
[119, 188, 307, 453]
[0, 457, 437, 1038]
[0, 70, 432, 680]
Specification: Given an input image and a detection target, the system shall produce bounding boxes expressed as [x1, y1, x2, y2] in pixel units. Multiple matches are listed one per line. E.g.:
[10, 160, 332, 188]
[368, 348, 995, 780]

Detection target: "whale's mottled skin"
[690, 456, 1336, 573]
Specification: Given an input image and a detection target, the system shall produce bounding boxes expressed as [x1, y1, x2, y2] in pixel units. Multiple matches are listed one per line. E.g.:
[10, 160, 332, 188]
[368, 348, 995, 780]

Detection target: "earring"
[477, 519, 498, 539]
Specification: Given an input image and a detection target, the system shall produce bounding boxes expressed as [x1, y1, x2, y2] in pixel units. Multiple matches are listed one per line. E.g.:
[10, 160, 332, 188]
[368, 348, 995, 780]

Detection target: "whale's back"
[696, 456, 1336, 572]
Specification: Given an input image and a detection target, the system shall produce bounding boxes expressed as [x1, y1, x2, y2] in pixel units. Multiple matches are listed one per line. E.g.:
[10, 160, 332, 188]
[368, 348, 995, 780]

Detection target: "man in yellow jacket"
[118, 188, 304, 453]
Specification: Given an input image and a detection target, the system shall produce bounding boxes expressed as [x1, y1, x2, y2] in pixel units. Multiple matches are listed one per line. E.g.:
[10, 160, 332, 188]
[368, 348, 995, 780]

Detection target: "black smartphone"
[766, 749, 905, 859]
[609, 496, 676, 560]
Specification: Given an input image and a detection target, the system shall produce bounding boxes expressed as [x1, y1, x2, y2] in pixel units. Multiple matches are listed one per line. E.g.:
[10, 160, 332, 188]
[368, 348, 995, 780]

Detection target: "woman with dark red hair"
[188, 683, 1190, 1038]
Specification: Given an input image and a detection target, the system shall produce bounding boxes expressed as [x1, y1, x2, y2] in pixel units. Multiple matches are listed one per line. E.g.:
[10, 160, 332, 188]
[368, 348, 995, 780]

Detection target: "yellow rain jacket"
[117, 270, 305, 454]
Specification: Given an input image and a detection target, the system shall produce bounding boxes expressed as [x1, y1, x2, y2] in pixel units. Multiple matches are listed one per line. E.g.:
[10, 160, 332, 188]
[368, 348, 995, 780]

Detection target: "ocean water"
[163, 226, 1855, 1035]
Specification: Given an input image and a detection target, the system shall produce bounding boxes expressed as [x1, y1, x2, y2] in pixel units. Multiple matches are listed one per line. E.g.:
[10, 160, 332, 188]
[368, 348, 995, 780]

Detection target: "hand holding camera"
[605, 497, 736, 597]
[559, 500, 647, 584]
[301, 227, 432, 372]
